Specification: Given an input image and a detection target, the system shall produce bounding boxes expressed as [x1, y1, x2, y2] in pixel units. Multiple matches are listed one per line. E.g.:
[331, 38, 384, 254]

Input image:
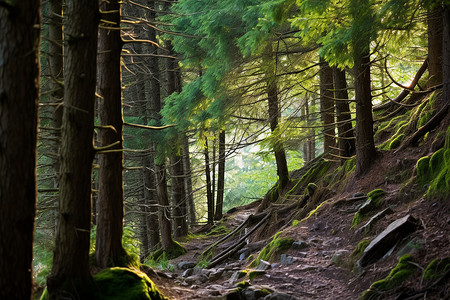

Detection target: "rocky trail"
[149, 189, 449, 299]
[144, 144, 450, 300]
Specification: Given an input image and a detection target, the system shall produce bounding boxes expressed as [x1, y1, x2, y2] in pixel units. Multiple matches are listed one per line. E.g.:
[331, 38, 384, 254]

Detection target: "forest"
[0, 0, 449, 299]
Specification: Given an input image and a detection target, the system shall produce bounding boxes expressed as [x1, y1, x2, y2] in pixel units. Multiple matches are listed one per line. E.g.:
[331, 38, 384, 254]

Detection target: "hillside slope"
[151, 93, 450, 299]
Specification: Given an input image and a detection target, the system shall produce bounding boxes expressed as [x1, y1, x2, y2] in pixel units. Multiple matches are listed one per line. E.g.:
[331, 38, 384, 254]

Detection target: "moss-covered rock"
[360, 255, 416, 300]
[351, 239, 371, 260]
[40, 268, 168, 300]
[416, 128, 450, 198]
[422, 257, 450, 285]
[351, 189, 385, 228]
[250, 232, 294, 267]
[94, 267, 168, 300]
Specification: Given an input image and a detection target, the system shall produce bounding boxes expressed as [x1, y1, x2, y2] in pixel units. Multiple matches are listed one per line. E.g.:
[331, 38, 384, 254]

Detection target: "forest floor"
[149, 147, 450, 299]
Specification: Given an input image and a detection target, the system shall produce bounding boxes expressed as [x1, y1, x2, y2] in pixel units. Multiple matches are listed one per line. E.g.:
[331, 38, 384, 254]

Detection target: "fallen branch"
[203, 216, 250, 256]
[207, 213, 271, 268]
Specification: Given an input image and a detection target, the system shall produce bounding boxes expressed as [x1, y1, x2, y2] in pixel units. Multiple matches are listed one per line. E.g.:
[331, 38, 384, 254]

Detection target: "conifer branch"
[94, 141, 121, 152]
[124, 122, 176, 130]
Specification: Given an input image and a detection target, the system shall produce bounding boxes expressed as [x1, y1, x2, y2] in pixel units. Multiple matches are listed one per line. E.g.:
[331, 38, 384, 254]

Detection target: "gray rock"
[256, 259, 272, 271]
[208, 268, 224, 281]
[292, 240, 309, 250]
[228, 270, 247, 284]
[192, 266, 203, 275]
[239, 249, 251, 261]
[331, 249, 349, 266]
[355, 207, 394, 235]
[396, 237, 425, 258]
[177, 261, 196, 270]
[182, 268, 193, 277]
[357, 198, 375, 215]
[358, 214, 420, 267]
[280, 254, 295, 265]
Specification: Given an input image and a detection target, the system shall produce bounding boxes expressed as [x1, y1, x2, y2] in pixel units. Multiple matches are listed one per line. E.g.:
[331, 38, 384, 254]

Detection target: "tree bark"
[48, 0, 64, 202]
[183, 134, 196, 225]
[47, 0, 98, 297]
[319, 58, 336, 155]
[443, 4, 450, 109]
[264, 43, 289, 189]
[351, 0, 377, 176]
[333, 68, 355, 159]
[95, 0, 126, 268]
[205, 137, 215, 225]
[144, 155, 160, 253]
[428, 6, 443, 87]
[0, 1, 40, 298]
[171, 152, 188, 238]
[156, 163, 176, 251]
[214, 130, 226, 220]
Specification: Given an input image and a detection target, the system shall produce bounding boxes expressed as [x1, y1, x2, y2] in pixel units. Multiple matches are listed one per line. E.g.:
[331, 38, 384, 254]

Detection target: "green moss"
[250, 232, 294, 267]
[416, 142, 450, 198]
[300, 200, 329, 223]
[94, 267, 168, 300]
[422, 257, 450, 284]
[206, 224, 230, 236]
[149, 241, 187, 262]
[292, 219, 300, 227]
[286, 159, 332, 199]
[249, 270, 266, 280]
[351, 239, 371, 260]
[351, 190, 385, 229]
[367, 189, 385, 206]
[351, 212, 363, 228]
[345, 158, 356, 173]
[416, 156, 431, 179]
[388, 133, 405, 149]
[236, 281, 251, 289]
[360, 255, 416, 300]
[40, 268, 168, 300]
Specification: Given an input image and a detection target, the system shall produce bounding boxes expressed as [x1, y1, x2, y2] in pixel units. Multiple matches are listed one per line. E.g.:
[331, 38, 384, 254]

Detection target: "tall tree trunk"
[144, 155, 160, 253]
[156, 163, 176, 251]
[444, 4, 450, 109]
[212, 136, 216, 211]
[333, 68, 355, 160]
[302, 97, 316, 163]
[49, 0, 64, 186]
[428, 6, 443, 87]
[205, 137, 215, 225]
[351, 0, 377, 176]
[95, 0, 126, 268]
[264, 43, 289, 189]
[183, 134, 196, 225]
[47, 0, 98, 296]
[171, 152, 188, 238]
[139, 173, 149, 261]
[0, 1, 40, 298]
[214, 130, 226, 220]
[48, 0, 64, 235]
[165, 13, 188, 237]
[319, 57, 336, 156]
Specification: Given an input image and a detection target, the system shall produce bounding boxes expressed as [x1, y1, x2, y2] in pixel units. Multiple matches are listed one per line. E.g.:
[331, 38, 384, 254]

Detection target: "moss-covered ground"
[360, 255, 416, 300]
